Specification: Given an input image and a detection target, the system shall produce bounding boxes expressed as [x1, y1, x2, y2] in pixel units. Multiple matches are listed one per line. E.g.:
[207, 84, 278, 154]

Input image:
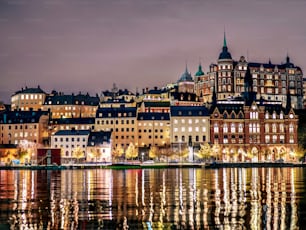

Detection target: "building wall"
[11, 93, 46, 111]
[170, 115, 210, 150]
[51, 133, 88, 163]
[137, 119, 170, 149]
[210, 102, 298, 162]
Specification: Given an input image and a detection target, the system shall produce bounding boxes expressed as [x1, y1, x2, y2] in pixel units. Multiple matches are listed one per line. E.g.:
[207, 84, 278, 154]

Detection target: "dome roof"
[195, 64, 204, 76]
[178, 67, 193, 82]
[218, 32, 232, 60]
[218, 46, 232, 60]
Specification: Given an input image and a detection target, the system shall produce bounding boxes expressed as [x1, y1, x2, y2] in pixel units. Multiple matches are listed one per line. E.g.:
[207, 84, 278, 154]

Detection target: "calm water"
[0, 168, 306, 229]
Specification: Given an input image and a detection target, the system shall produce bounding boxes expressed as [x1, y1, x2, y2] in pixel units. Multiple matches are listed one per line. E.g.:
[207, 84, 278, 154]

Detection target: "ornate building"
[210, 67, 298, 162]
[195, 33, 304, 109]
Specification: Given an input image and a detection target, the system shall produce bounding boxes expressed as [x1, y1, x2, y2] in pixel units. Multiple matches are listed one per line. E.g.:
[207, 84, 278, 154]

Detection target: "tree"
[149, 146, 159, 160]
[113, 145, 124, 161]
[197, 143, 212, 161]
[73, 147, 84, 163]
[125, 143, 138, 160]
[212, 143, 221, 160]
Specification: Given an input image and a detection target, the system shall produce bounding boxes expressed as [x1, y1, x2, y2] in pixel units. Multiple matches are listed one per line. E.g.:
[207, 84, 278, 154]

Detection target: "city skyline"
[1, 0, 306, 103]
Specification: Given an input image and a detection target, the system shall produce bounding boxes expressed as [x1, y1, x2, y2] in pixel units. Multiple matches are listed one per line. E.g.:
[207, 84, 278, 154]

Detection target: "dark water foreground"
[0, 168, 305, 229]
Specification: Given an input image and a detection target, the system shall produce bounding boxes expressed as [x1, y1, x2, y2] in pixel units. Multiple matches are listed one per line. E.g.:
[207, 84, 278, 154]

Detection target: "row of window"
[96, 119, 135, 125]
[174, 135, 206, 142]
[54, 144, 86, 148]
[2, 125, 37, 130]
[173, 127, 206, 132]
[98, 112, 134, 118]
[214, 122, 295, 133]
[213, 134, 295, 144]
[54, 137, 86, 142]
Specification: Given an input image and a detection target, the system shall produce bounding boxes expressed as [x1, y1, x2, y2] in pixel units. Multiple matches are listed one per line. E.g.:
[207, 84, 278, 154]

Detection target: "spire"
[195, 61, 204, 76]
[218, 30, 232, 60]
[223, 30, 227, 47]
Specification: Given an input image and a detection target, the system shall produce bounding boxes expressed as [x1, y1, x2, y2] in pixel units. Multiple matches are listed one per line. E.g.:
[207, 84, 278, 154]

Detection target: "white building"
[51, 129, 90, 164]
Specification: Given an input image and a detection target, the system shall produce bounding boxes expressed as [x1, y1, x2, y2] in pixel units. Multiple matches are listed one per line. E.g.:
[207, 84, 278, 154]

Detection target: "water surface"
[0, 167, 305, 229]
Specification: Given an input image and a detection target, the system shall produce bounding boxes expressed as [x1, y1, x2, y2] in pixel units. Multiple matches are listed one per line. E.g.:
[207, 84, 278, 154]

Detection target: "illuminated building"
[170, 106, 210, 151]
[51, 129, 90, 164]
[137, 112, 170, 149]
[195, 33, 304, 109]
[49, 117, 95, 136]
[11, 86, 46, 111]
[43, 91, 99, 119]
[0, 110, 49, 146]
[87, 131, 112, 162]
[95, 106, 137, 151]
[210, 77, 298, 162]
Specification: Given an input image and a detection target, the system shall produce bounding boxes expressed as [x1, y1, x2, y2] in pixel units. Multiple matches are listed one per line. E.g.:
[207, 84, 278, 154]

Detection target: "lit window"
[265, 135, 270, 143]
[188, 127, 192, 132]
[231, 123, 235, 133]
[223, 124, 228, 133]
[214, 123, 219, 133]
[181, 127, 185, 132]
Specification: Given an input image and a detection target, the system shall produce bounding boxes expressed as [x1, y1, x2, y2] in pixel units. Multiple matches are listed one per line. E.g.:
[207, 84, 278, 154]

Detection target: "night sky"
[1, 0, 306, 103]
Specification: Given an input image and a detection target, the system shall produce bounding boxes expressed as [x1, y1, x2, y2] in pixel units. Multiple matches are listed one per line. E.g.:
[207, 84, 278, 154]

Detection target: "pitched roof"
[44, 93, 99, 106]
[53, 130, 90, 136]
[51, 117, 95, 125]
[96, 106, 137, 118]
[137, 112, 170, 121]
[87, 131, 112, 146]
[0, 110, 49, 124]
[13, 86, 46, 95]
[170, 106, 209, 116]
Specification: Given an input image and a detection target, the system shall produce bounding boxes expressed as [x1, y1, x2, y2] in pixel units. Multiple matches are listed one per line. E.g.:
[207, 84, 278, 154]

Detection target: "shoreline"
[0, 162, 305, 170]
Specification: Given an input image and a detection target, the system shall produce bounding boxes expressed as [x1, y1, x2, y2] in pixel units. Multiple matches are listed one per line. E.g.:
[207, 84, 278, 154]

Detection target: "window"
[223, 124, 228, 133]
[265, 135, 270, 143]
[289, 123, 294, 133]
[214, 123, 219, 133]
[231, 123, 235, 133]
[279, 124, 284, 132]
[238, 123, 243, 133]
[265, 124, 269, 132]
[272, 135, 277, 143]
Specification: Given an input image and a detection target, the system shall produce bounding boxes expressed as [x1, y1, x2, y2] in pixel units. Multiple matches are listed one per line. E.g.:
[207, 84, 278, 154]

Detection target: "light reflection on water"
[0, 168, 305, 229]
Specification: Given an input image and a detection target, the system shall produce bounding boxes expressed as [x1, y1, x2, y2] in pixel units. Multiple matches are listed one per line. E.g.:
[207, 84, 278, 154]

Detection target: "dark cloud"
[0, 0, 306, 103]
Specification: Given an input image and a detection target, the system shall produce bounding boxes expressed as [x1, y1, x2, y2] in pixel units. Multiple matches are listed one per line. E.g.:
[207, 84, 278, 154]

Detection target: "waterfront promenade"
[0, 161, 304, 170]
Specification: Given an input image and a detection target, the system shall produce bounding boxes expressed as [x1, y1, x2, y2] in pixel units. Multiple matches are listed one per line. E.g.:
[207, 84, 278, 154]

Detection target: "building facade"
[210, 100, 298, 162]
[51, 129, 90, 164]
[11, 86, 46, 111]
[195, 34, 304, 109]
[95, 106, 137, 151]
[170, 106, 210, 151]
[43, 92, 99, 119]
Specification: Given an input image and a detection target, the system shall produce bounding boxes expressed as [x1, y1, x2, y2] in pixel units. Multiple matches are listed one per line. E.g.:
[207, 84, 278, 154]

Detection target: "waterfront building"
[43, 92, 99, 119]
[210, 67, 298, 162]
[0, 110, 49, 146]
[137, 112, 170, 149]
[170, 106, 210, 151]
[51, 129, 90, 164]
[86, 131, 112, 162]
[195, 33, 304, 109]
[11, 86, 46, 111]
[95, 106, 137, 151]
